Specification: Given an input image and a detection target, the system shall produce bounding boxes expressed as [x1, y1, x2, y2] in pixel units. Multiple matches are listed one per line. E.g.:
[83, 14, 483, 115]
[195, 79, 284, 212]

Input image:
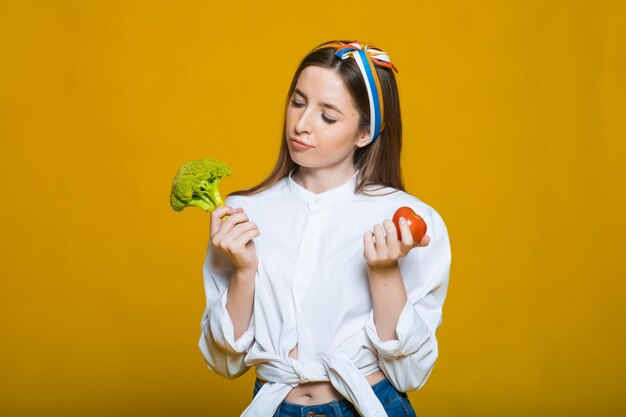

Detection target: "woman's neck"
[292, 165, 357, 194]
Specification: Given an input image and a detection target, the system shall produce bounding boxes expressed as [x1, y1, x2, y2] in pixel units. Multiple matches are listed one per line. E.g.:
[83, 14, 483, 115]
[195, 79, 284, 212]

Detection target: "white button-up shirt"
[199, 167, 452, 417]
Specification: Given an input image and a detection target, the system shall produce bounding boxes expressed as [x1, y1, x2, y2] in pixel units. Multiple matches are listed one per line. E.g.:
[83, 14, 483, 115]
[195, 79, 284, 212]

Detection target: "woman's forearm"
[226, 268, 256, 340]
[367, 262, 407, 341]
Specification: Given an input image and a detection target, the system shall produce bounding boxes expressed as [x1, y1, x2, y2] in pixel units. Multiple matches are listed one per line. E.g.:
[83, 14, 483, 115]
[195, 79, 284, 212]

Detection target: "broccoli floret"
[170, 158, 232, 213]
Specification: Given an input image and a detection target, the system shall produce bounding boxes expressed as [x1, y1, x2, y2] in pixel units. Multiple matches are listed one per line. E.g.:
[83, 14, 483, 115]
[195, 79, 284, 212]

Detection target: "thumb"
[221, 206, 244, 221]
[210, 206, 240, 237]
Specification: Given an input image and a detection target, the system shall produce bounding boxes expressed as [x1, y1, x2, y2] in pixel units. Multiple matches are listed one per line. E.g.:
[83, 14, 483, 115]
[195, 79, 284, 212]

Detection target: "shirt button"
[373, 410, 381, 416]
[306, 412, 316, 417]
[314, 197, 322, 203]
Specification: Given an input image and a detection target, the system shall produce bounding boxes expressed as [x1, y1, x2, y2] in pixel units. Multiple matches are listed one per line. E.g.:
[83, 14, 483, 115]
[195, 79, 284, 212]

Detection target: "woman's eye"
[291, 99, 336, 124]
[322, 114, 337, 124]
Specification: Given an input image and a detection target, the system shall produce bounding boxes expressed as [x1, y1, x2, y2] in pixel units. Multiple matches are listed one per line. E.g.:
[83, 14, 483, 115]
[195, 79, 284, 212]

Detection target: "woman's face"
[285, 65, 370, 169]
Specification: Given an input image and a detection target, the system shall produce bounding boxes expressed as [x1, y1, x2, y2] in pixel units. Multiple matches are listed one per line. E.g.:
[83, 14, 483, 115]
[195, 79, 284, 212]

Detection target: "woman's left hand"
[363, 218, 430, 269]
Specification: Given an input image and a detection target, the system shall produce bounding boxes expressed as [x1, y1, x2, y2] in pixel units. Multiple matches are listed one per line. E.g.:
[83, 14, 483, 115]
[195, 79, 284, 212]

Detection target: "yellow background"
[1, 0, 624, 416]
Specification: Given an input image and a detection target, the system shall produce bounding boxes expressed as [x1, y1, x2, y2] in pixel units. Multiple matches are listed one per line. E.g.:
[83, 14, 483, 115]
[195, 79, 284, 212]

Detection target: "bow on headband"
[312, 40, 398, 144]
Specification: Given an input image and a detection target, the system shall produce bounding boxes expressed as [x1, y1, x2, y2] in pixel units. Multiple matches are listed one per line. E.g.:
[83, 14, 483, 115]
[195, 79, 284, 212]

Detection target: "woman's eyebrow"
[294, 87, 345, 116]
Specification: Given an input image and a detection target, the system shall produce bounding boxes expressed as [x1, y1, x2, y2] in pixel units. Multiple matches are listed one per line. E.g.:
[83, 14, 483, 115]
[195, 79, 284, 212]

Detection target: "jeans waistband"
[253, 377, 406, 416]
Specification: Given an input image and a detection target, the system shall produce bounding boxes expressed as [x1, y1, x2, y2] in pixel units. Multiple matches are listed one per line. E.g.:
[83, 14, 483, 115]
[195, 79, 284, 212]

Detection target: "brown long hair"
[228, 40, 405, 198]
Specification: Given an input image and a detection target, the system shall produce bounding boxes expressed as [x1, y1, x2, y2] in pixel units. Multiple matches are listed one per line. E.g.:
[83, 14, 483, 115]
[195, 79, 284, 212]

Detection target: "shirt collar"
[287, 166, 359, 206]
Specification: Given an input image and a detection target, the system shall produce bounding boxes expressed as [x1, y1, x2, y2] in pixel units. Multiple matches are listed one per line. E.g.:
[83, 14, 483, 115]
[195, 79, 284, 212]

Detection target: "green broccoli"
[170, 158, 232, 213]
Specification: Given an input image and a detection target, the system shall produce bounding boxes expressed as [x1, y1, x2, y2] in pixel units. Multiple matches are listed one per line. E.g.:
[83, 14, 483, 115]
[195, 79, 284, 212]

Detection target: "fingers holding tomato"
[392, 206, 428, 245]
[396, 216, 415, 247]
[419, 234, 431, 246]
[397, 216, 431, 247]
[363, 219, 429, 268]
[363, 207, 431, 269]
[364, 226, 399, 269]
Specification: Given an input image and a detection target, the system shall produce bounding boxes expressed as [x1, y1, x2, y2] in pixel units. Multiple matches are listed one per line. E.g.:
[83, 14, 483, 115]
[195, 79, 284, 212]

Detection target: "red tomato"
[392, 206, 427, 244]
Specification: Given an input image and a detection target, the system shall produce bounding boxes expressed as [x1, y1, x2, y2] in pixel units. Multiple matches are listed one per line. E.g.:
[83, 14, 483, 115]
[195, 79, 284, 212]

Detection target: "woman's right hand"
[210, 205, 260, 273]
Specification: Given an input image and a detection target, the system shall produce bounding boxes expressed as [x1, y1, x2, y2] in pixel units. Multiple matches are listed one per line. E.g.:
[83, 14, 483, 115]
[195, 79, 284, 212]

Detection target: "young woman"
[198, 40, 452, 417]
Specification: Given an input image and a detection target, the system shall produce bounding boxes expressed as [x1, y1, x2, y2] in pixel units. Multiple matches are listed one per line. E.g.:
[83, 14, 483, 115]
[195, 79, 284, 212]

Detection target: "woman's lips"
[291, 138, 313, 150]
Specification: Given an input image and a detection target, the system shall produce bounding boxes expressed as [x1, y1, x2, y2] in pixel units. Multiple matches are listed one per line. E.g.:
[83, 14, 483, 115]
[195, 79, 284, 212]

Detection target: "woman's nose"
[295, 108, 313, 134]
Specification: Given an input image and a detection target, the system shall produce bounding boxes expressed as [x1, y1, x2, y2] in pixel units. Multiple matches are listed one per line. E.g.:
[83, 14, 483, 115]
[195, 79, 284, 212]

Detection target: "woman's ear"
[355, 130, 371, 148]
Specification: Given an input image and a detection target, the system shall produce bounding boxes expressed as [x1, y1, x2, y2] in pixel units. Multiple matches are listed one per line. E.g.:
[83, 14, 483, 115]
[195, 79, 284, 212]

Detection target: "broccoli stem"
[196, 180, 226, 209]
[208, 186, 225, 208]
[195, 191, 217, 209]
[187, 199, 215, 212]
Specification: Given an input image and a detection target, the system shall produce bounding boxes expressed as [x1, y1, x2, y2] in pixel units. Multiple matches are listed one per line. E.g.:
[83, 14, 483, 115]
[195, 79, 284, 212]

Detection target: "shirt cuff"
[206, 287, 255, 354]
[364, 298, 431, 360]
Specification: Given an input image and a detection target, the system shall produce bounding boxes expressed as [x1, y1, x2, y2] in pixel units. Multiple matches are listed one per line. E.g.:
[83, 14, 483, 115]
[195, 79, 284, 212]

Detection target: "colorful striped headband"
[312, 40, 399, 144]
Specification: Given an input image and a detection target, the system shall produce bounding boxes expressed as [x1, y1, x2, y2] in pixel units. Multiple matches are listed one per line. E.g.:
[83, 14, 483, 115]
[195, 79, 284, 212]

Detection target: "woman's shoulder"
[223, 177, 289, 211]
[357, 184, 446, 226]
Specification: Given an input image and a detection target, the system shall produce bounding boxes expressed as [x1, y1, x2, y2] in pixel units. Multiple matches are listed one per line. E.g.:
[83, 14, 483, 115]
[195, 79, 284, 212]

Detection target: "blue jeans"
[252, 377, 417, 417]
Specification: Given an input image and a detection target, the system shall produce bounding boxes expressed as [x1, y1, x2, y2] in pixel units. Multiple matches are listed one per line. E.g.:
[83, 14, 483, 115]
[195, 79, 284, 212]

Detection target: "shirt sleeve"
[197, 196, 256, 379]
[364, 206, 452, 392]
